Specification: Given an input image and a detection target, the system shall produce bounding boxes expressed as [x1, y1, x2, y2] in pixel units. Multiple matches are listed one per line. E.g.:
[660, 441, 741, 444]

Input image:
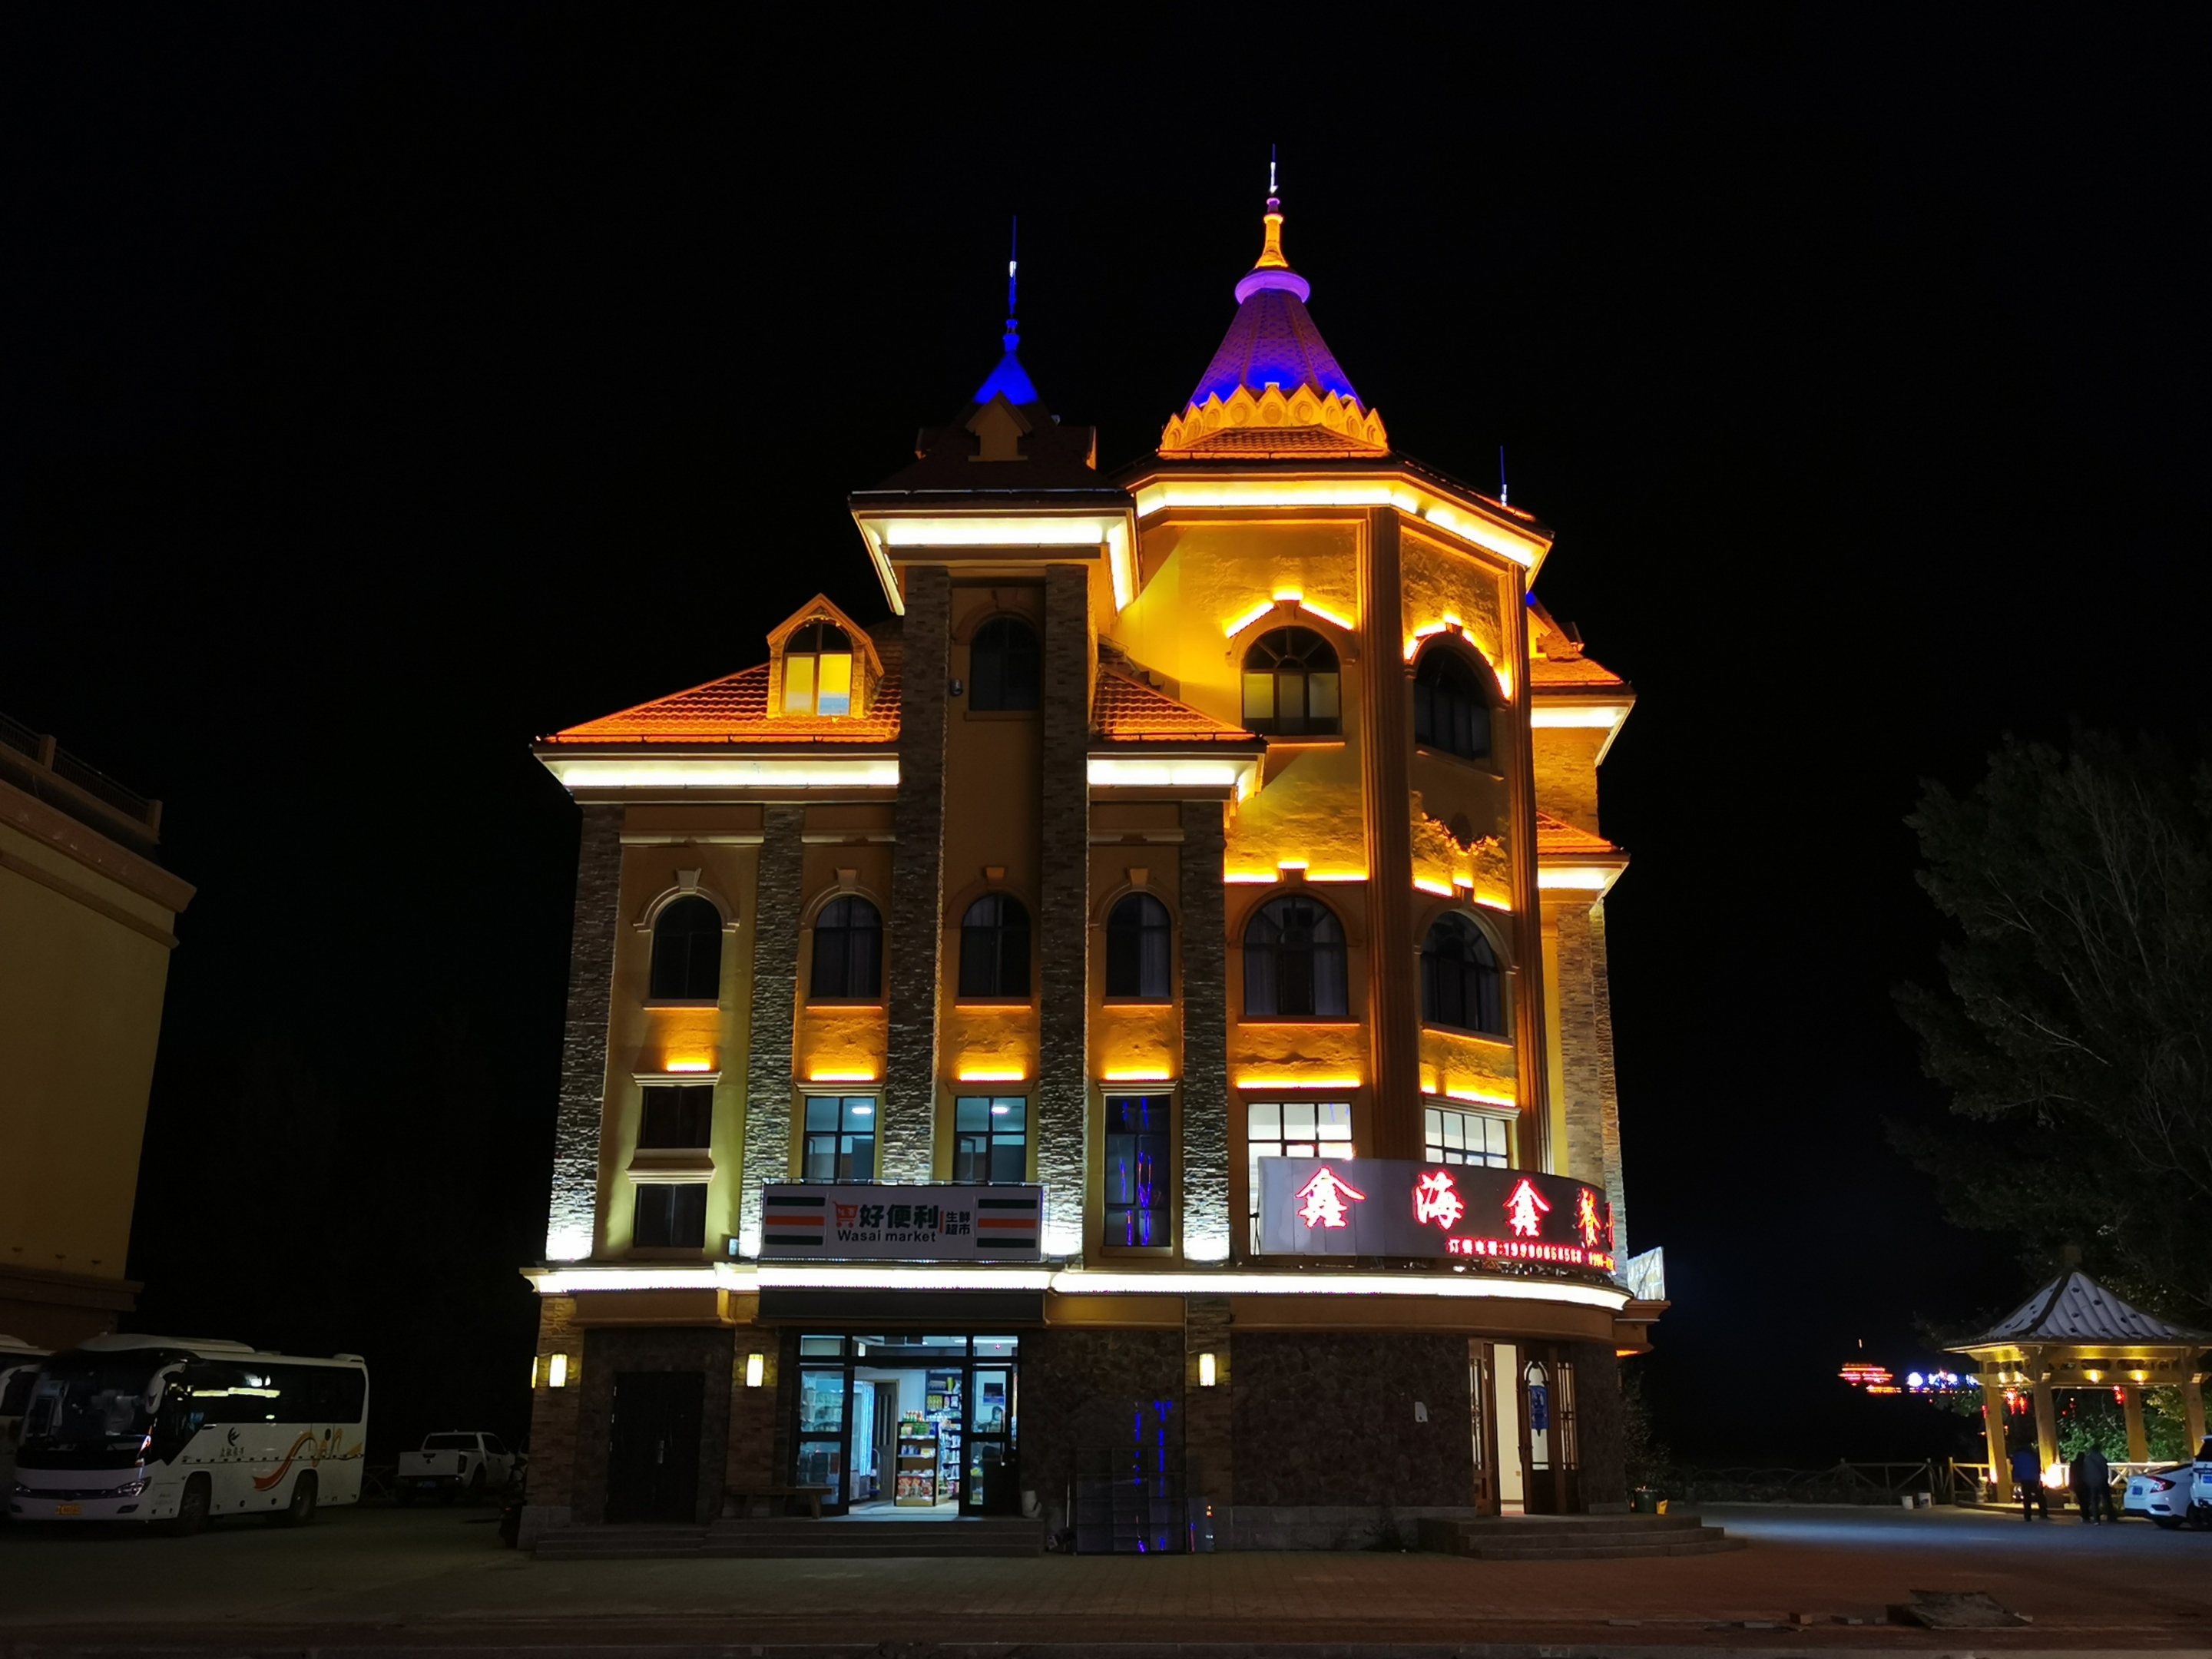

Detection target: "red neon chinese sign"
[1504, 1177, 1551, 1237]
[1412, 1170, 1465, 1229]
[1294, 1166, 1366, 1229]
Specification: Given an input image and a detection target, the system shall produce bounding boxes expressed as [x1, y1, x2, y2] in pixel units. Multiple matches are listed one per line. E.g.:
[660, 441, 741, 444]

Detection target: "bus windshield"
[22, 1352, 184, 1447]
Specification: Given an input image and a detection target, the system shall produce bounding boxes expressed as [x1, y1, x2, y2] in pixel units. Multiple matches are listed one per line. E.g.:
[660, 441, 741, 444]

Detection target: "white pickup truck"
[395, 1431, 514, 1505]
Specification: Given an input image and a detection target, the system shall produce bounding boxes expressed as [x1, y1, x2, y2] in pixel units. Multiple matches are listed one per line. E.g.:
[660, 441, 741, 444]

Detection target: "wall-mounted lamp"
[745, 1352, 767, 1389]
[529, 1356, 540, 1389]
[1197, 1353, 1217, 1388]
[548, 1353, 570, 1389]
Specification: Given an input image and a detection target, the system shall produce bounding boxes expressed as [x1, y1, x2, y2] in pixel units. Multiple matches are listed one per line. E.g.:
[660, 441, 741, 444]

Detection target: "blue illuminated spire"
[971, 214, 1041, 407]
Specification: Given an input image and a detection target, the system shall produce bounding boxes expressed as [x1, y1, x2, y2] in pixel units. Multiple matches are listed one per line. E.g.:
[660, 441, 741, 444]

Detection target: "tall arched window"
[1420, 912, 1504, 1035]
[1413, 648, 1491, 760]
[810, 895, 882, 1000]
[1243, 894, 1349, 1017]
[1241, 626, 1340, 736]
[650, 896, 724, 1000]
[958, 893, 1031, 998]
[783, 621, 853, 716]
[1105, 892, 1172, 999]
[969, 617, 1040, 711]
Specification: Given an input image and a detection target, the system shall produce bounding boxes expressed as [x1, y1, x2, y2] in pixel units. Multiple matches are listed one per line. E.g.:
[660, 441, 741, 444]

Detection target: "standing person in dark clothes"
[2011, 1442, 2048, 1521]
[2071, 1445, 2112, 1523]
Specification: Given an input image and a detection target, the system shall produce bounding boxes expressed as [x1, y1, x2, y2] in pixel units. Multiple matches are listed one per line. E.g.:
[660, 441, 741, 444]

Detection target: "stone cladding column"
[522, 1296, 581, 1537]
[1037, 565, 1091, 1256]
[1571, 1341, 1629, 1509]
[724, 1328, 780, 1502]
[1589, 903, 1629, 1259]
[1552, 905, 1608, 1188]
[1359, 508, 1421, 1158]
[884, 565, 952, 1183]
[737, 804, 805, 1253]
[1178, 800, 1230, 1261]
[548, 803, 623, 1260]
[1505, 581, 1555, 1173]
[1183, 1295, 1234, 1528]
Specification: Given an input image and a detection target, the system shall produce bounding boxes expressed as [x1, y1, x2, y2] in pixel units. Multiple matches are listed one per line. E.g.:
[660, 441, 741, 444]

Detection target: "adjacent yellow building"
[0, 717, 193, 1348]
[521, 190, 1656, 1549]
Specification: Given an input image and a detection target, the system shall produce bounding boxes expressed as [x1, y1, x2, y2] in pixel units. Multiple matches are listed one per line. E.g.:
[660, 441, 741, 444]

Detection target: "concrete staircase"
[1417, 1511, 1743, 1561]
[533, 1517, 1045, 1561]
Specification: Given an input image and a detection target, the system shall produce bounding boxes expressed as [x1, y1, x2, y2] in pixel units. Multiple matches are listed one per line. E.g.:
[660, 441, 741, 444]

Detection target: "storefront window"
[1423, 1105, 1512, 1168]
[1246, 1099, 1353, 1249]
[1104, 1094, 1171, 1247]
[785, 1336, 1021, 1516]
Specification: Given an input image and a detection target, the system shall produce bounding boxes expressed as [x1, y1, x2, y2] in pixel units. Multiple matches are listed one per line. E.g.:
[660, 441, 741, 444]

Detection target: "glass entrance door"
[790, 1334, 1020, 1517]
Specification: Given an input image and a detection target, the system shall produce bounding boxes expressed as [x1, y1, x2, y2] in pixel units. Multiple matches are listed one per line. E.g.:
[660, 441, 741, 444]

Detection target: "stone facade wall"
[885, 566, 951, 1182]
[1182, 1295, 1233, 1504]
[570, 1326, 736, 1526]
[1037, 566, 1091, 1255]
[1017, 1325, 1184, 1525]
[1588, 903, 1628, 1259]
[522, 1296, 581, 1513]
[1178, 800, 1229, 1260]
[1571, 1340, 1628, 1509]
[1358, 509, 1421, 1157]
[1552, 902, 1608, 1188]
[548, 804, 623, 1259]
[737, 805, 805, 1251]
[1231, 1332, 1475, 1508]
[723, 1326, 780, 1505]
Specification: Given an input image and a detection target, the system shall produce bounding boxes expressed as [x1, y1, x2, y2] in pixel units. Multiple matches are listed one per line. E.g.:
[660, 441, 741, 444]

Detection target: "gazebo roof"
[1952, 1270, 2212, 1353]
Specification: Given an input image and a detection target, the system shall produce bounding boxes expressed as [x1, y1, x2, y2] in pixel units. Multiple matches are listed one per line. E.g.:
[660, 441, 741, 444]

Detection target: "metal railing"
[0, 710, 161, 838]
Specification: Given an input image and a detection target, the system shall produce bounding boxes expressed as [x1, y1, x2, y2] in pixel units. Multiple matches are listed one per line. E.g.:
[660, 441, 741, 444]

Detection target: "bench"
[725, 1484, 836, 1519]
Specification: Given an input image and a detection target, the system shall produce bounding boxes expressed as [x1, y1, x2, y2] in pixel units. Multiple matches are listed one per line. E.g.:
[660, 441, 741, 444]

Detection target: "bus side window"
[185, 1362, 258, 1423]
[308, 1366, 366, 1424]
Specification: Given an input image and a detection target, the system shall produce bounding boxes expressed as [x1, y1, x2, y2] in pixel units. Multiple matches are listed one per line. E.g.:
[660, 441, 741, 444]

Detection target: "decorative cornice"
[1161, 384, 1387, 457]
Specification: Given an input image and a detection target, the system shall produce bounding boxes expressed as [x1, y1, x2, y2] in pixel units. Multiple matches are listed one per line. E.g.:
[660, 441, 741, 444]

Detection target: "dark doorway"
[605, 1369, 704, 1522]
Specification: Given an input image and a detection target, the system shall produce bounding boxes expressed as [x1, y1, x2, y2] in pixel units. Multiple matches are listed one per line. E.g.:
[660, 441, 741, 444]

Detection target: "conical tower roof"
[1161, 179, 1387, 459]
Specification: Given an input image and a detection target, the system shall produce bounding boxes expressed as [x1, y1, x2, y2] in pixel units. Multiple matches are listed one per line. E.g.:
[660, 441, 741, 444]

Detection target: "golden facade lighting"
[957, 1070, 1026, 1083]
[1234, 1075, 1363, 1091]
[806, 1069, 879, 1084]
[1103, 1069, 1173, 1082]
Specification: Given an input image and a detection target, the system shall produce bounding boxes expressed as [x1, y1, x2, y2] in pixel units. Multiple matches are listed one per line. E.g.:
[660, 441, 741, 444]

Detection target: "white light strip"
[882, 516, 1116, 548]
[1537, 866, 1624, 891]
[527, 1260, 1624, 1310]
[1132, 483, 1542, 569]
[1088, 757, 1253, 790]
[1530, 704, 1631, 730]
[546, 757, 899, 790]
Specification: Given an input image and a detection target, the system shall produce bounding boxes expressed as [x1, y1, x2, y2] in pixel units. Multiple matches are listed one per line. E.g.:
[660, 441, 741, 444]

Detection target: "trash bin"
[1632, 1488, 1661, 1515]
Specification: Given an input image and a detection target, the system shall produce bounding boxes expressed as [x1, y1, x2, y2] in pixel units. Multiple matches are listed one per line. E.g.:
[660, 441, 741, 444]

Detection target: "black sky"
[6, 9, 2207, 1461]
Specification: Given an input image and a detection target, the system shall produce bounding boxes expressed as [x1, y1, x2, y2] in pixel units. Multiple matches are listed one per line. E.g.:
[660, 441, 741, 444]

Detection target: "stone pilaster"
[737, 804, 805, 1254]
[1588, 902, 1629, 1259]
[548, 803, 623, 1260]
[518, 1295, 581, 1545]
[1504, 573, 1553, 1174]
[885, 566, 952, 1183]
[1178, 799, 1230, 1261]
[1571, 1341, 1629, 1511]
[723, 1326, 780, 1509]
[1037, 565, 1091, 1256]
[1359, 508, 1421, 1157]
[1184, 1295, 1233, 1522]
[1552, 903, 1608, 1189]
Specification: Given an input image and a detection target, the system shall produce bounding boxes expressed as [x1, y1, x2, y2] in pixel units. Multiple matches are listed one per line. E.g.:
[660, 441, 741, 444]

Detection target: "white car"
[395, 1431, 514, 1505]
[2123, 1442, 2212, 1528]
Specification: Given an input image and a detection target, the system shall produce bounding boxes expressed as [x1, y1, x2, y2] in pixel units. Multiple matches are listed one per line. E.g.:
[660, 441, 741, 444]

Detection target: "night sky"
[8, 12, 2206, 1463]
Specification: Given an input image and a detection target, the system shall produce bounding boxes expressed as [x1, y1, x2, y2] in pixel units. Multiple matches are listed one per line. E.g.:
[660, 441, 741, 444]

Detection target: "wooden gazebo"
[1950, 1270, 2209, 1500]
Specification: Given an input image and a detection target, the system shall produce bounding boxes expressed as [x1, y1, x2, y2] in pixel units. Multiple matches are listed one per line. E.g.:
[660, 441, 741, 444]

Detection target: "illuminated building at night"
[520, 188, 1657, 1549]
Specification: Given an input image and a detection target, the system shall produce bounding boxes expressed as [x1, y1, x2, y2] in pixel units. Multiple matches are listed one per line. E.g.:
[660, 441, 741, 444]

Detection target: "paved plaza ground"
[2, 1502, 2210, 1654]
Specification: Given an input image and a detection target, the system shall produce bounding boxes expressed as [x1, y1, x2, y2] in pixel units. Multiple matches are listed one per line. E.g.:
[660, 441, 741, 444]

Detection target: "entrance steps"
[1417, 1511, 1744, 1561]
[532, 1518, 1045, 1560]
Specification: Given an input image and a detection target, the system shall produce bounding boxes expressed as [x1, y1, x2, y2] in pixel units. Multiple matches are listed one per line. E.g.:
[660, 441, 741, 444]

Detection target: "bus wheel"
[283, 1472, 317, 1527]
[169, 1475, 211, 1537]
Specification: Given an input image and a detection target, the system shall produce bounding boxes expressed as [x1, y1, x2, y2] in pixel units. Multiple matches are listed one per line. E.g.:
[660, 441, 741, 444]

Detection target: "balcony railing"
[0, 711, 164, 848]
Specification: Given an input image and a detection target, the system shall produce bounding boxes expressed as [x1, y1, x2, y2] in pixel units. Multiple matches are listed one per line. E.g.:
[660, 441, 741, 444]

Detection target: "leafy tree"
[1895, 730, 2212, 1323]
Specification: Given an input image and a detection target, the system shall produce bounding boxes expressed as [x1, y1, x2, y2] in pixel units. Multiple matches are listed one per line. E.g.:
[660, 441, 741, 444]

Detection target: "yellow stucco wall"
[0, 814, 182, 1290]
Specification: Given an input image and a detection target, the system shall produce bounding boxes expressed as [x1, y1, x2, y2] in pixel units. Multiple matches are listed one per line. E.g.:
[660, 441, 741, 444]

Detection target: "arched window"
[1243, 894, 1349, 1017]
[969, 617, 1040, 711]
[1420, 912, 1504, 1035]
[1413, 648, 1491, 760]
[783, 621, 853, 716]
[1241, 626, 1340, 736]
[810, 895, 882, 1000]
[650, 896, 724, 1000]
[959, 893, 1031, 998]
[1105, 892, 1172, 1000]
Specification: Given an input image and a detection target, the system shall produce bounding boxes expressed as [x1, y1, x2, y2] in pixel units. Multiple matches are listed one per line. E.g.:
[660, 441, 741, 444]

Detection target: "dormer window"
[783, 621, 853, 716]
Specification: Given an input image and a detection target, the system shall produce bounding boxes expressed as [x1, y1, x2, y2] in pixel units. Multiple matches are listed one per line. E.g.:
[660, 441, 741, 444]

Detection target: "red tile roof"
[1093, 671, 1259, 745]
[1535, 810, 1622, 857]
[543, 663, 902, 746]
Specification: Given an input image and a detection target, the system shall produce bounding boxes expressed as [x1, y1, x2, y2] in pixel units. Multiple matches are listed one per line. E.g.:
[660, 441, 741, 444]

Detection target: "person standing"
[2011, 1442, 2048, 1521]
[2071, 1444, 2112, 1523]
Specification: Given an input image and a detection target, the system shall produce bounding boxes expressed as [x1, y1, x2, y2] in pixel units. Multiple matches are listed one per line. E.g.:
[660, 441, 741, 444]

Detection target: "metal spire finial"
[1003, 215, 1019, 353]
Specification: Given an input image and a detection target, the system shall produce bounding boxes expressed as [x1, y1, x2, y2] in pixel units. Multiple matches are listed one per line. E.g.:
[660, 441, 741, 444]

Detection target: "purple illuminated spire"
[1184, 161, 1360, 411]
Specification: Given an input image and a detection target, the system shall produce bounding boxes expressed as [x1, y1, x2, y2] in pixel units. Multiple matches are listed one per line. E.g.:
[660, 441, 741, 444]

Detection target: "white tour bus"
[1, 1335, 49, 1502]
[9, 1334, 367, 1532]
